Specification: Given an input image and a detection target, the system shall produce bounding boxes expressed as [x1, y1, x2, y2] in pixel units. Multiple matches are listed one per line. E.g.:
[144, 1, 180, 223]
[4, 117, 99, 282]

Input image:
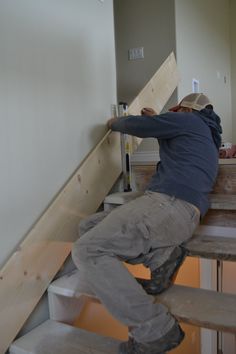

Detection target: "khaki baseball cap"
[169, 93, 212, 112]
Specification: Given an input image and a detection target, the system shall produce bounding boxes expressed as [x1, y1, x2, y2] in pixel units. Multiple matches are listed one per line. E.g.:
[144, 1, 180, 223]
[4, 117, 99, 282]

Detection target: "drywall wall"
[0, 0, 116, 267]
[230, 0, 236, 143]
[175, 0, 232, 142]
[114, 0, 176, 153]
[114, 0, 176, 105]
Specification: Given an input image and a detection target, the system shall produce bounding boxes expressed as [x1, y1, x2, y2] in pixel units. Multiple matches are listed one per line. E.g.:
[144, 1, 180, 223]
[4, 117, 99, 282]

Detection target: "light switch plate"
[128, 47, 144, 60]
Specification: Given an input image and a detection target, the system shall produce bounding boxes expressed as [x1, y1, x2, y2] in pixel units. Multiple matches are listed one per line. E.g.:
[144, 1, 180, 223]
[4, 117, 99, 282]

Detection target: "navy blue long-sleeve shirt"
[111, 111, 220, 216]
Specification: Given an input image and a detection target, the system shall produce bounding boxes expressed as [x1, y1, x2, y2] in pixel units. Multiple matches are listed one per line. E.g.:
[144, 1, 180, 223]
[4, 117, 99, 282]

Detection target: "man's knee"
[78, 210, 110, 237]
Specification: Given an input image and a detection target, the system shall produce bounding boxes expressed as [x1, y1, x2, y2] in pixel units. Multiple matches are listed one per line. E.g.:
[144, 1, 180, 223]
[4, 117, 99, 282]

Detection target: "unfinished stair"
[9, 192, 236, 354]
[10, 193, 236, 353]
[46, 264, 236, 333]
[46, 221, 236, 331]
[10, 320, 120, 354]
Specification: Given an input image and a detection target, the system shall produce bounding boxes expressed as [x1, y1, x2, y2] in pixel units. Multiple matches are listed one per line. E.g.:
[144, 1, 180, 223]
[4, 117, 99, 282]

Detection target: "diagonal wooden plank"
[128, 52, 179, 150]
[0, 52, 179, 354]
[0, 131, 121, 354]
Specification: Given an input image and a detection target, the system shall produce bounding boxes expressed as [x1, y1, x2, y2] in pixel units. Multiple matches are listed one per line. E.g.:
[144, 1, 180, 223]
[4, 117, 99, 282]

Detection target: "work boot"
[136, 246, 187, 295]
[119, 320, 185, 354]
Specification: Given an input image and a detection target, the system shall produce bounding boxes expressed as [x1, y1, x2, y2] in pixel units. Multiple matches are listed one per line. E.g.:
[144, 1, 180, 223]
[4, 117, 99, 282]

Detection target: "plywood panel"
[0, 52, 179, 353]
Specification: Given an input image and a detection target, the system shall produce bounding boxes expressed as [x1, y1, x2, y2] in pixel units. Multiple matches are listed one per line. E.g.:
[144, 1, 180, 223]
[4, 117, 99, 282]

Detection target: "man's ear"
[185, 107, 192, 112]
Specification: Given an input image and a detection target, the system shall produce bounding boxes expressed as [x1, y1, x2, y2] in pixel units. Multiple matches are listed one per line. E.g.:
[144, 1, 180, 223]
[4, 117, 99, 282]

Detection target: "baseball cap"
[169, 93, 212, 112]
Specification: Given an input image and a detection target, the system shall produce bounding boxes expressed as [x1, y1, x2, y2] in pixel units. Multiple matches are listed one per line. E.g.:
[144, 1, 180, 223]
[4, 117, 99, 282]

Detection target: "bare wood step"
[209, 194, 236, 210]
[48, 271, 236, 333]
[10, 320, 120, 354]
[156, 285, 236, 333]
[186, 225, 236, 261]
[104, 191, 236, 210]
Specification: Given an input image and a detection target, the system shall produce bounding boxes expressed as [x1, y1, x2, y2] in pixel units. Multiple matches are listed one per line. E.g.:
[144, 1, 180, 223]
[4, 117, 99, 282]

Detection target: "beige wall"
[114, 0, 176, 152]
[114, 0, 176, 105]
[175, 0, 232, 142]
[230, 0, 236, 142]
[0, 0, 116, 268]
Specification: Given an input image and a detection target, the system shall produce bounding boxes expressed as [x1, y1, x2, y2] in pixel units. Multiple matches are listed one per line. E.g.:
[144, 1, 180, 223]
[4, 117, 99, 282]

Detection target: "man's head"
[169, 93, 213, 113]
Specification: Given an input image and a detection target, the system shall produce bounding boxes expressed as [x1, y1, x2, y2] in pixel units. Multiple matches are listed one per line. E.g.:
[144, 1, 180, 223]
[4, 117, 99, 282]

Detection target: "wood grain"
[0, 52, 179, 354]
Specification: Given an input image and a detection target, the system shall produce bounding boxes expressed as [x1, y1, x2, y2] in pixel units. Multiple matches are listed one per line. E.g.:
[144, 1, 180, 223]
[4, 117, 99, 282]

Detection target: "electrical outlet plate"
[128, 47, 144, 61]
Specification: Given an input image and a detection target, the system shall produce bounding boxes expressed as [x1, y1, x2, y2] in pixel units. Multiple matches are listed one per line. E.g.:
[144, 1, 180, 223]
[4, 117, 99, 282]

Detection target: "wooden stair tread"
[186, 225, 236, 261]
[209, 193, 236, 210]
[156, 284, 236, 333]
[48, 269, 96, 298]
[104, 191, 236, 210]
[10, 320, 120, 354]
[48, 271, 236, 333]
[186, 235, 236, 260]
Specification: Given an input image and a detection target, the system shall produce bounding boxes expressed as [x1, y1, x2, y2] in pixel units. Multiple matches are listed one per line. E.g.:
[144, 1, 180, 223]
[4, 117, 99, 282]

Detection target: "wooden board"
[213, 163, 236, 194]
[202, 210, 236, 227]
[186, 235, 236, 261]
[0, 131, 121, 354]
[156, 285, 236, 333]
[0, 52, 179, 354]
[10, 320, 120, 354]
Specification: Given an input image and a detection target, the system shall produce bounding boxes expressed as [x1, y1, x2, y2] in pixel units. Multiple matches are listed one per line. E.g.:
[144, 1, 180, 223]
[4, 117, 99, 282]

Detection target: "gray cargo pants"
[72, 191, 200, 343]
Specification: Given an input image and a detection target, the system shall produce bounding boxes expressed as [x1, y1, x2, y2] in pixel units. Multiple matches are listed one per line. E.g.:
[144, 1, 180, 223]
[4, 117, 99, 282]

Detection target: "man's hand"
[141, 107, 157, 116]
[107, 117, 118, 129]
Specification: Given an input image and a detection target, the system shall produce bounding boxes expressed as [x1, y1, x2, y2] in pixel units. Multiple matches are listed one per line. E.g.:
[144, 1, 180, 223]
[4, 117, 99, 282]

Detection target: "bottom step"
[10, 320, 121, 354]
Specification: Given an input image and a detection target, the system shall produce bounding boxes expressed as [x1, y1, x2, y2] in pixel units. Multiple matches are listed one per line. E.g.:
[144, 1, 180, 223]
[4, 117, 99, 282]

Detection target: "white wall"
[230, 0, 236, 142]
[0, 0, 117, 268]
[175, 0, 232, 142]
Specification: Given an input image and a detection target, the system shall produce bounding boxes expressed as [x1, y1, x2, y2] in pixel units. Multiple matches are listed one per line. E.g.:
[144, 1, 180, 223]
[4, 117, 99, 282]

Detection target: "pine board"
[209, 194, 236, 210]
[186, 235, 236, 261]
[0, 52, 179, 354]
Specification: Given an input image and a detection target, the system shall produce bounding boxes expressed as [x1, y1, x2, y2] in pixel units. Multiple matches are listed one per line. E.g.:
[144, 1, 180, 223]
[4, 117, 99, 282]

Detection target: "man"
[72, 93, 222, 354]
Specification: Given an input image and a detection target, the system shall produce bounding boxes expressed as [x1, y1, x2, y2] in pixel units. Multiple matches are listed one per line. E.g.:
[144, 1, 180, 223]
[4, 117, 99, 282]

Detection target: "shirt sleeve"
[110, 113, 184, 139]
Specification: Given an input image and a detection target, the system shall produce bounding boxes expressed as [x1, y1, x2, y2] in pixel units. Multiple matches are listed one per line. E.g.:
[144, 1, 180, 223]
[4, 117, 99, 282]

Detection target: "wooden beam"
[156, 285, 236, 333]
[0, 52, 179, 353]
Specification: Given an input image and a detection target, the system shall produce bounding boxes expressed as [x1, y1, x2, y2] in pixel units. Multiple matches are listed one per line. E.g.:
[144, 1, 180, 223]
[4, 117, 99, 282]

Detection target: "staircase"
[9, 185, 236, 354]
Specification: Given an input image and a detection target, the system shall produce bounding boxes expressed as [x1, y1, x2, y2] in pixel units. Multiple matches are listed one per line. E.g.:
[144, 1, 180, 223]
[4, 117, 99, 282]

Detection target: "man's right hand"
[107, 117, 119, 129]
[141, 107, 157, 116]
